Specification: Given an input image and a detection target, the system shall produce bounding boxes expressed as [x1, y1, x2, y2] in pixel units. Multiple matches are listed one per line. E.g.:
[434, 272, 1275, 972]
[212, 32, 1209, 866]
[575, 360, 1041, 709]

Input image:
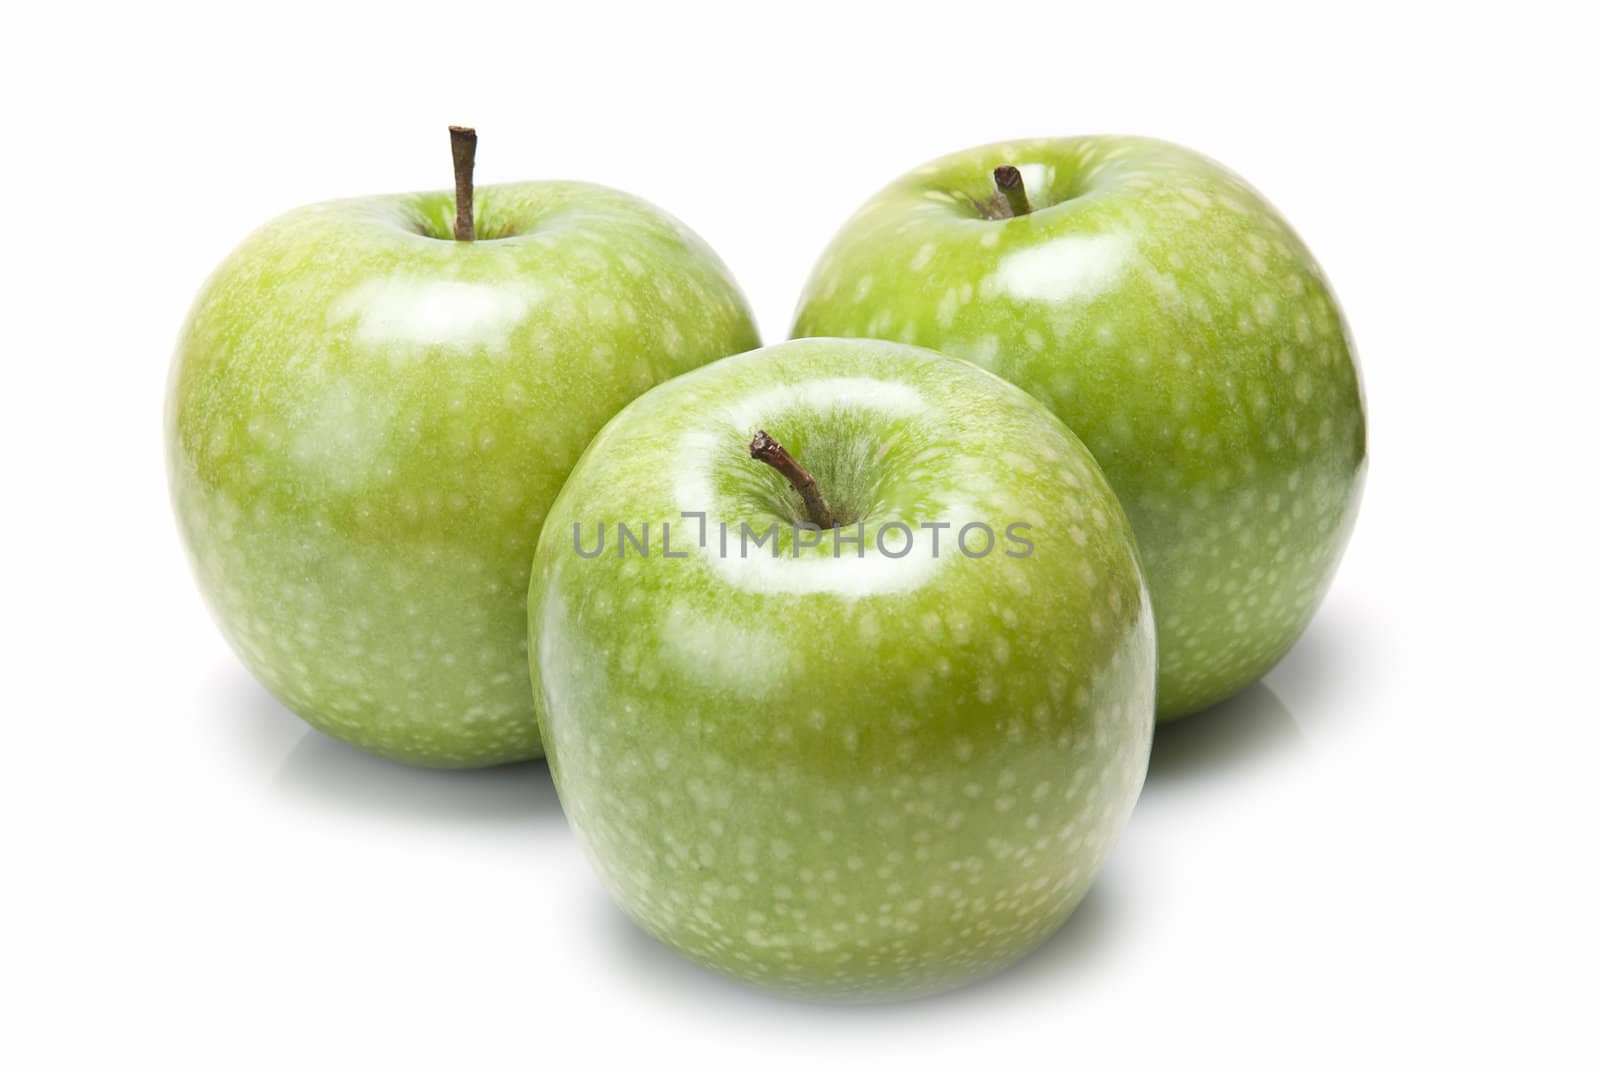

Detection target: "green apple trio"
[166, 130, 1365, 1001]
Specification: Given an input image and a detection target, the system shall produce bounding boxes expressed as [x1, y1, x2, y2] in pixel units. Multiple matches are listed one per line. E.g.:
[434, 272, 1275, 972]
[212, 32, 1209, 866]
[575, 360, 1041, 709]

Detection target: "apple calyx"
[449, 125, 477, 241]
[992, 165, 1031, 218]
[749, 429, 837, 530]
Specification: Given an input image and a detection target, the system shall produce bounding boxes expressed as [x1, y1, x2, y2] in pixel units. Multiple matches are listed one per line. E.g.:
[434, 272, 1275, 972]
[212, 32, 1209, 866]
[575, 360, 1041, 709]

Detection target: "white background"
[4, 1, 1596, 1066]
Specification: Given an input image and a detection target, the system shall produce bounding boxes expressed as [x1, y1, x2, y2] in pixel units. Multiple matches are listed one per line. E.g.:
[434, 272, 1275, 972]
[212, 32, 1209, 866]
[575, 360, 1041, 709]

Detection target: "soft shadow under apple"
[1146, 681, 1304, 788]
[208, 664, 313, 769]
[271, 717, 564, 828]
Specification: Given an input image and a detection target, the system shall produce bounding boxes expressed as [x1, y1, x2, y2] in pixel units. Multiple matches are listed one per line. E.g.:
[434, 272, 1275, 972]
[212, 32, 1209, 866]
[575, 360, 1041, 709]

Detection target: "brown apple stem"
[994, 165, 1031, 217]
[450, 126, 477, 241]
[749, 430, 836, 530]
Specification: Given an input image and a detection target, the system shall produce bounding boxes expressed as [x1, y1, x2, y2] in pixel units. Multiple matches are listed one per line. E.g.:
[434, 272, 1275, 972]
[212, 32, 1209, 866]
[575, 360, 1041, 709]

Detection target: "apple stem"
[749, 430, 836, 531]
[450, 126, 477, 241]
[993, 165, 1031, 218]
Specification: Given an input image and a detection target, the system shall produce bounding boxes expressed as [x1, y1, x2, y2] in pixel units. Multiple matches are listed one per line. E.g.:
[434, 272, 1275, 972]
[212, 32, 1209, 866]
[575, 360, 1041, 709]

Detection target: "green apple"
[528, 337, 1155, 1000]
[168, 132, 759, 767]
[793, 137, 1366, 719]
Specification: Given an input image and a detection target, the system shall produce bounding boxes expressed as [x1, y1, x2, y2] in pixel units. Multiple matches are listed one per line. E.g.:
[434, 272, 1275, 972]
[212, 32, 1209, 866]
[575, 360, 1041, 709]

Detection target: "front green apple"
[169, 179, 759, 767]
[528, 338, 1154, 1000]
[793, 137, 1366, 719]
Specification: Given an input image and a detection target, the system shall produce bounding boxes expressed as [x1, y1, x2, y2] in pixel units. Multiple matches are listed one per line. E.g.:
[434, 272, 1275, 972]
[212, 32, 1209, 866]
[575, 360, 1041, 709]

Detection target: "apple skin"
[528, 338, 1155, 1000]
[792, 137, 1366, 719]
[168, 182, 759, 767]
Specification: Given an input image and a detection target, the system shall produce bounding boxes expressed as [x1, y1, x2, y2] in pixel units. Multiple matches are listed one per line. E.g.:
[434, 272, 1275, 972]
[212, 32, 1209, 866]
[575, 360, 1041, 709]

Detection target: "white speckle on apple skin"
[529, 339, 1156, 1000]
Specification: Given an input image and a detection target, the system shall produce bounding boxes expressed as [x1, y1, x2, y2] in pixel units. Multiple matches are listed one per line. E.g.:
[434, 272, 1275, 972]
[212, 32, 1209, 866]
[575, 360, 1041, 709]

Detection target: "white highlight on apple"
[719, 376, 926, 431]
[658, 602, 787, 700]
[1014, 162, 1051, 205]
[985, 233, 1133, 303]
[289, 379, 396, 491]
[328, 277, 543, 354]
